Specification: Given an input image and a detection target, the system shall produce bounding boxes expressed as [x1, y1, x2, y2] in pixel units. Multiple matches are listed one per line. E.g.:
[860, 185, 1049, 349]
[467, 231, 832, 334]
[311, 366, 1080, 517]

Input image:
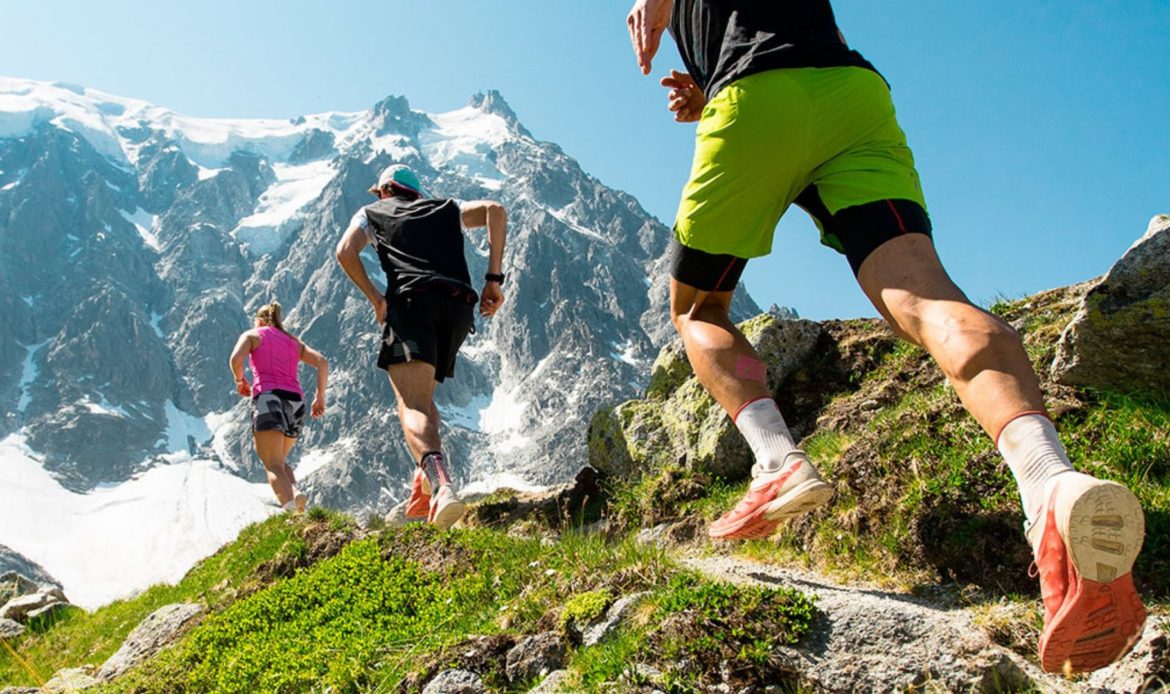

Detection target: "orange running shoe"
[429, 484, 466, 530]
[1029, 473, 1146, 674]
[708, 456, 833, 541]
[405, 468, 432, 520]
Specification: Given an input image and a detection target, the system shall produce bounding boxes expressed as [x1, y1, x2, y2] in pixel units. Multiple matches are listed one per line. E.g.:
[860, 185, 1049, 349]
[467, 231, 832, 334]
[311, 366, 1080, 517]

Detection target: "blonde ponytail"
[255, 301, 287, 333]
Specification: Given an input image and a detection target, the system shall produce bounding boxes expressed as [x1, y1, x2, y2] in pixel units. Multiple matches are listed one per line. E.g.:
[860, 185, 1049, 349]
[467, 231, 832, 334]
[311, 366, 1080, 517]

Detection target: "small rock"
[582, 591, 649, 647]
[526, 669, 574, 693]
[98, 603, 205, 681]
[0, 617, 25, 639]
[506, 632, 566, 683]
[422, 668, 486, 694]
[859, 399, 880, 411]
[634, 523, 669, 548]
[43, 665, 99, 692]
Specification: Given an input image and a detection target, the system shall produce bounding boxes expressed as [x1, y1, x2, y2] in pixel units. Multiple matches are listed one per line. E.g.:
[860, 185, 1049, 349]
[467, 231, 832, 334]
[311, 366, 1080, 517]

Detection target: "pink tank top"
[249, 326, 303, 396]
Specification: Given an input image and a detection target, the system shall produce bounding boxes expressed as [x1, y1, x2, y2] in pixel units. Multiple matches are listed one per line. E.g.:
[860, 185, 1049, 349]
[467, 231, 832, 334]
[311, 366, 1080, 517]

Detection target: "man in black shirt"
[336, 164, 507, 529]
[628, 0, 1145, 674]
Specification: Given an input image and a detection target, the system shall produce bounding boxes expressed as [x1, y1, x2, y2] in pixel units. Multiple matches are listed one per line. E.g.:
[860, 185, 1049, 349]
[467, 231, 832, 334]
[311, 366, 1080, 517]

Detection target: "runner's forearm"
[486, 204, 506, 275]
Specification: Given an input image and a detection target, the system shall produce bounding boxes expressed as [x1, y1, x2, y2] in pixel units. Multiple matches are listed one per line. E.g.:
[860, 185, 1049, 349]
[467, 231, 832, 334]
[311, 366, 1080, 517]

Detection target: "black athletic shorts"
[378, 291, 475, 383]
[252, 389, 305, 438]
[668, 196, 933, 292]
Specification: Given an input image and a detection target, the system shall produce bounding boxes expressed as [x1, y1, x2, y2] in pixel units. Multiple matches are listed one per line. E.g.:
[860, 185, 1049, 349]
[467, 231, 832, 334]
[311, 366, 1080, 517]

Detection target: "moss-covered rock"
[589, 315, 821, 481]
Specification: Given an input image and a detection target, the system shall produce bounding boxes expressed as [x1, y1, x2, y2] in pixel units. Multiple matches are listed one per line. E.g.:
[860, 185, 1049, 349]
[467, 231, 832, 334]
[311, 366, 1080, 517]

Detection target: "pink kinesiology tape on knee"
[735, 356, 767, 383]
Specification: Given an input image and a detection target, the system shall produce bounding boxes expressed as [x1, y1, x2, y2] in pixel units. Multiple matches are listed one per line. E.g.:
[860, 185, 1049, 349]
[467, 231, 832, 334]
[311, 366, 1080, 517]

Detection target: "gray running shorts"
[252, 388, 305, 438]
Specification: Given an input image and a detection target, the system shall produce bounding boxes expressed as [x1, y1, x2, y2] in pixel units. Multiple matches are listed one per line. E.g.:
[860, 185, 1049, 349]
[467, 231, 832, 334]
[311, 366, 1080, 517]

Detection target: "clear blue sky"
[3, 1, 1167, 319]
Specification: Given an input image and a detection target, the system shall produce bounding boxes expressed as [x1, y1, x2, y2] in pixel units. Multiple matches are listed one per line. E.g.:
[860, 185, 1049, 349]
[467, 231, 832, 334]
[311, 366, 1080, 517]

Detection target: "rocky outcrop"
[682, 555, 1058, 693]
[1053, 214, 1170, 395]
[97, 603, 204, 681]
[589, 315, 820, 481]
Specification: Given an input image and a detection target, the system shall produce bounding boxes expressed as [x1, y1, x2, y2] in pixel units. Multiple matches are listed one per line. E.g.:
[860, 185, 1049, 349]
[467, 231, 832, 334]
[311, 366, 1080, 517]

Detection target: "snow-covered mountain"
[0, 76, 760, 606]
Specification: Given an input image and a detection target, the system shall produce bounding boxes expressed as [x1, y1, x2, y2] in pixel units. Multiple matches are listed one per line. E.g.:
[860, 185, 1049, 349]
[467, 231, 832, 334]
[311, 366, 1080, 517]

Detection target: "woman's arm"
[229, 331, 257, 397]
[300, 342, 329, 417]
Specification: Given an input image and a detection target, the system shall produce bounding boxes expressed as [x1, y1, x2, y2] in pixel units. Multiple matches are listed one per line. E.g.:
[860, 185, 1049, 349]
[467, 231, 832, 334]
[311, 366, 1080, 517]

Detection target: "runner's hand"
[372, 294, 387, 325]
[480, 282, 505, 317]
[235, 378, 251, 397]
[661, 70, 705, 122]
[311, 394, 325, 418]
[627, 0, 673, 75]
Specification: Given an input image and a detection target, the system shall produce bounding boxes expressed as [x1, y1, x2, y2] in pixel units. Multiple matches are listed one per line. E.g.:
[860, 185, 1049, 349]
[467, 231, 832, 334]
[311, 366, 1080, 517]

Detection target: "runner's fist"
[235, 378, 251, 398]
[311, 395, 325, 418]
[372, 294, 388, 325]
[480, 282, 505, 317]
[661, 70, 705, 122]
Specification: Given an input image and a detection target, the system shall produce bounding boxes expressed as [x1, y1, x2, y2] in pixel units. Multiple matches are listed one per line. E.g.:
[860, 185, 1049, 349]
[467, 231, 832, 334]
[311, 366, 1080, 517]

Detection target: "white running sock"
[735, 398, 802, 476]
[281, 500, 296, 512]
[997, 414, 1076, 525]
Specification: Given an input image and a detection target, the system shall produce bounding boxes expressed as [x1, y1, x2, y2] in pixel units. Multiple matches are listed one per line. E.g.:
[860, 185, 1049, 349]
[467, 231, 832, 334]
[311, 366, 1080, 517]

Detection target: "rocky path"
[679, 553, 1166, 693]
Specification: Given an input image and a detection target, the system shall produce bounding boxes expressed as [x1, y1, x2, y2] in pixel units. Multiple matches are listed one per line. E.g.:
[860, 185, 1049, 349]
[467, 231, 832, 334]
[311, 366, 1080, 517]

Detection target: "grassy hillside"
[0, 509, 814, 692]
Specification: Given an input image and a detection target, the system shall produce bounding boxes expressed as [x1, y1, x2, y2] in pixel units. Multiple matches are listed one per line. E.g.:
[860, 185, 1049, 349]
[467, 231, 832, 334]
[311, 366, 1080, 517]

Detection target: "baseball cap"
[369, 164, 425, 197]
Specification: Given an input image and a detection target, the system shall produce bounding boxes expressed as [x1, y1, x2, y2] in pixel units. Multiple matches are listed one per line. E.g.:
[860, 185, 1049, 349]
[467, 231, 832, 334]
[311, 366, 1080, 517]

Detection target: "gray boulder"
[422, 668, 486, 694]
[0, 617, 24, 639]
[506, 632, 566, 684]
[98, 603, 204, 681]
[0, 588, 68, 622]
[0, 572, 37, 606]
[1053, 214, 1170, 395]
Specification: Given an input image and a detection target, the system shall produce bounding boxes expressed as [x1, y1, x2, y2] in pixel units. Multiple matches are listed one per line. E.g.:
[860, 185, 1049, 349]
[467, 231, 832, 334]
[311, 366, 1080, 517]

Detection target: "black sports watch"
[484, 272, 506, 286]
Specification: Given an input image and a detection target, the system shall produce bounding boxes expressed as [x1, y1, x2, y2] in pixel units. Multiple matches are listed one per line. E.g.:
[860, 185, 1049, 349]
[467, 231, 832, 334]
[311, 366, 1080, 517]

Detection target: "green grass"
[0, 514, 303, 688]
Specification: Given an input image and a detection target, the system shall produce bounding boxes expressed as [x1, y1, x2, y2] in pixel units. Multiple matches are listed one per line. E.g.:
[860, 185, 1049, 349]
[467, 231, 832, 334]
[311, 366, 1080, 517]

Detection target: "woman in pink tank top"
[228, 301, 329, 512]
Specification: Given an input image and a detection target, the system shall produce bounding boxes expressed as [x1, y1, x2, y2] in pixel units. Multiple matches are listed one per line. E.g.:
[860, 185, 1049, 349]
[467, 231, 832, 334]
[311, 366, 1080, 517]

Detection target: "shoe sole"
[1041, 479, 1146, 673]
[431, 499, 466, 530]
[709, 478, 833, 541]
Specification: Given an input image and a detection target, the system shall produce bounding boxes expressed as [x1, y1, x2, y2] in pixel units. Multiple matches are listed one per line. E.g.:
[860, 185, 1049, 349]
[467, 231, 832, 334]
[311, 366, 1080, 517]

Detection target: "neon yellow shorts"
[674, 66, 930, 267]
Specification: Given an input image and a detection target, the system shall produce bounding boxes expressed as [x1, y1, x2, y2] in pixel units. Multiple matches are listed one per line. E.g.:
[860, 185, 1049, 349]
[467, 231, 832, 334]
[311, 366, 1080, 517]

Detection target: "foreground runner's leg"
[857, 233, 1146, 672]
[668, 279, 832, 541]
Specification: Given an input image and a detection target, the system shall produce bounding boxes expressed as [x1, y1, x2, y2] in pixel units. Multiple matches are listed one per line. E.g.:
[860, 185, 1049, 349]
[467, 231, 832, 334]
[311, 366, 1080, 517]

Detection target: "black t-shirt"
[363, 197, 475, 297]
[669, 0, 879, 99]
